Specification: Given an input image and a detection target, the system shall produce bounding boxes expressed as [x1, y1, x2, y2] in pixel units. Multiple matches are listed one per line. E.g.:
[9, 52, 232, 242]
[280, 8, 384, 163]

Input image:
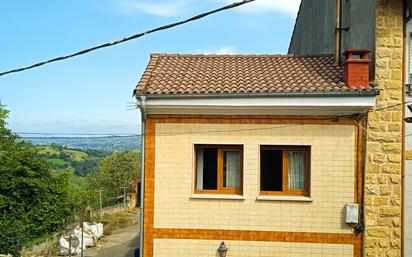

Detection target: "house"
[133, 52, 379, 257]
[129, 178, 141, 209]
[289, 1, 411, 257]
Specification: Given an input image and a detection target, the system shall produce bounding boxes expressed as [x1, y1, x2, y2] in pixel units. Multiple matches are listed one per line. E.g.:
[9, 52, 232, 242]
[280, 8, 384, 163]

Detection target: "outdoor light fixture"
[218, 241, 228, 257]
[405, 104, 412, 123]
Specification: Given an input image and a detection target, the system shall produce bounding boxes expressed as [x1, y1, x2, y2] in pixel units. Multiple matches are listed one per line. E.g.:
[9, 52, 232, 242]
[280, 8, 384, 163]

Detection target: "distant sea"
[21, 135, 141, 152]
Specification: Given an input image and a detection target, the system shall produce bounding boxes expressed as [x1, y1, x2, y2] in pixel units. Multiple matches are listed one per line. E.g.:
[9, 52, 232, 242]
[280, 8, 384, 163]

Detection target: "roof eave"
[135, 90, 380, 99]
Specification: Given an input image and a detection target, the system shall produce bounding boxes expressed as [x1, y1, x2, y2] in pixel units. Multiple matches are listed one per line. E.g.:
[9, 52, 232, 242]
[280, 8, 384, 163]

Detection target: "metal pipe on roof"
[335, 0, 343, 63]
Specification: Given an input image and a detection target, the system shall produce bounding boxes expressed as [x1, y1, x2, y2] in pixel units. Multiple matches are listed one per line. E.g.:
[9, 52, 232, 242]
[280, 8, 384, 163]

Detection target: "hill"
[25, 135, 141, 152]
[35, 144, 110, 176]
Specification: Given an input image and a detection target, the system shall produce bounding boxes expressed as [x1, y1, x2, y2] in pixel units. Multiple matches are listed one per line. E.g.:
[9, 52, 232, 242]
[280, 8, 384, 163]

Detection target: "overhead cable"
[0, 0, 255, 77]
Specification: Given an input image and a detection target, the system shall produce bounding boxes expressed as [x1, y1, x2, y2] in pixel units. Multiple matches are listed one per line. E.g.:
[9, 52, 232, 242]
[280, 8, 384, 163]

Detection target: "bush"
[0, 104, 72, 256]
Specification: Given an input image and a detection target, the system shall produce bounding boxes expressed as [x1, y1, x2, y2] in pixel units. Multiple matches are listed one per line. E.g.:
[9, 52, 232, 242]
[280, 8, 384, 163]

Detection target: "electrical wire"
[368, 100, 412, 113]
[15, 122, 339, 139]
[16, 124, 309, 138]
[0, 0, 255, 77]
[17, 132, 138, 136]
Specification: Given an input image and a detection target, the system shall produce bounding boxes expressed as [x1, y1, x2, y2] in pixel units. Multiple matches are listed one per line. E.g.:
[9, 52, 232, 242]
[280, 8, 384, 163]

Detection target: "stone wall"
[364, 0, 404, 256]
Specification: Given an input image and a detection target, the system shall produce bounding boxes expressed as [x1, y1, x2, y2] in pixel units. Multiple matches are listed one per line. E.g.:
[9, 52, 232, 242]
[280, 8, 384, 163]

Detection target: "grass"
[35, 145, 89, 161]
[36, 146, 59, 155]
[94, 209, 139, 236]
[65, 149, 88, 161]
[46, 158, 68, 166]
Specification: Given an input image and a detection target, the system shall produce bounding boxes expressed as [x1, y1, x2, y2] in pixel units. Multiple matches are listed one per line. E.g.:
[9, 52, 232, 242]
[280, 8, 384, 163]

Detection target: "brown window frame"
[194, 144, 243, 195]
[260, 145, 311, 197]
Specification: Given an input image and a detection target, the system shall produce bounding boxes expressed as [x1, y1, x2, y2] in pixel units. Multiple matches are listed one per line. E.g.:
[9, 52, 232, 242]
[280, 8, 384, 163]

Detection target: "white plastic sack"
[59, 236, 80, 255]
[73, 228, 95, 247]
[96, 223, 104, 238]
[83, 222, 104, 239]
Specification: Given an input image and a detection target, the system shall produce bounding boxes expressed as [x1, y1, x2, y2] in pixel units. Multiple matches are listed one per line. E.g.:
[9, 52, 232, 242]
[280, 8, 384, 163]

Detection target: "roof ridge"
[148, 53, 334, 58]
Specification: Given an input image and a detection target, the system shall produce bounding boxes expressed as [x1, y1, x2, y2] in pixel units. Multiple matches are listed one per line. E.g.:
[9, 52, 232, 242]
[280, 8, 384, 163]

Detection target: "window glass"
[196, 148, 217, 190]
[223, 151, 241, 188]
[288, 151, 306, 190]
[195, 145, 243, 194]
[260, 149, 282, 191]
[260, 146, 310, 196]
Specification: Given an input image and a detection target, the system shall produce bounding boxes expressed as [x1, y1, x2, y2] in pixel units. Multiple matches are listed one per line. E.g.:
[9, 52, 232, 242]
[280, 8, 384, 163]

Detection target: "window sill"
[256, 195, 313, 202]
[190, 194, 245, 200]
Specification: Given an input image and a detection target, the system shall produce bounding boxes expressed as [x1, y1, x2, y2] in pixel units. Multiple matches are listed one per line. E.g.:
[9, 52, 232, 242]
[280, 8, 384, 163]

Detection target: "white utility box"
[345, 203, 359, 224]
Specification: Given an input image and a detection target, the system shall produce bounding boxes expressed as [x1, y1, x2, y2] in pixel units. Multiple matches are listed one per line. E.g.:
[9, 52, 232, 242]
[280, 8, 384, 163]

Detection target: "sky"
[0, 0, 300, 135]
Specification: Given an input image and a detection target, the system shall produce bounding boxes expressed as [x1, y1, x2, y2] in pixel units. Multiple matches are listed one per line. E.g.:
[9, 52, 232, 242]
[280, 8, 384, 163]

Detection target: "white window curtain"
[196, 148, 204, 190]
[224, 151, 240, 188]
[288, 151, 306, 190]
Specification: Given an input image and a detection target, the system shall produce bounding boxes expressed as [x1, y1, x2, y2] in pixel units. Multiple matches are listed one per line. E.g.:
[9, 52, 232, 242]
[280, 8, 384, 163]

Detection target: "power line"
[155, 124, 304, 137]
[17, 125, 303, 138]
[0, 0, 255, 77]
[368, 100, 412, 113]
[22, 136, 138, 140]
[16, 123, 329, 139]
[17, 132, 139, 136]
[17, 124, 412, 139]
[15, 124, 307, 138]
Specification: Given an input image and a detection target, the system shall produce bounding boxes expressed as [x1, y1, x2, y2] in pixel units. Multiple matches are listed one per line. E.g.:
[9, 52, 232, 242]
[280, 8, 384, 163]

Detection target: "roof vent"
[343, 49, 370, 89]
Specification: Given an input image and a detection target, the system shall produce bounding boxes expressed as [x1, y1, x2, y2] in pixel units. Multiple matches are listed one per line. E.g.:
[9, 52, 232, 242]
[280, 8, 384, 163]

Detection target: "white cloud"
[193, 46, 238, 54]
[114, 0, 301, 18]
[116, 0, 189, 17]
[214, 0, 301, 17]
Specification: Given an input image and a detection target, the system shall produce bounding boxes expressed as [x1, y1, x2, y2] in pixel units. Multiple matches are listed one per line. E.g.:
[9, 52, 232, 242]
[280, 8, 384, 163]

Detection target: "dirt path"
[83, 225, 140, 257]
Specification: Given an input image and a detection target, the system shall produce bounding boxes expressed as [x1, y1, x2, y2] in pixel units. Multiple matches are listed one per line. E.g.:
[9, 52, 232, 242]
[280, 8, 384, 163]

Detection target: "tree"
[88, 151, 141, 200]
[0, 103, 71, 256]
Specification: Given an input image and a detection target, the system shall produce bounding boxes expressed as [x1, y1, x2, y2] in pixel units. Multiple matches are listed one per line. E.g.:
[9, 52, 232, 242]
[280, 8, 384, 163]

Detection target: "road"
[83, 225, 140, 257]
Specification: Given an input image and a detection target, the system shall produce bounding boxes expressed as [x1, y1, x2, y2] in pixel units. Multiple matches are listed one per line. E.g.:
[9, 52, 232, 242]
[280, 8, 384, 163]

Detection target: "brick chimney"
[343, 49, 370, 89]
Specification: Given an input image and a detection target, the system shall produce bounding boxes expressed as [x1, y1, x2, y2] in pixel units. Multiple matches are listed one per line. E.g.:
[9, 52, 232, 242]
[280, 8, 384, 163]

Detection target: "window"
[260, 146, 310, 196]
[195, 145, 243, 195]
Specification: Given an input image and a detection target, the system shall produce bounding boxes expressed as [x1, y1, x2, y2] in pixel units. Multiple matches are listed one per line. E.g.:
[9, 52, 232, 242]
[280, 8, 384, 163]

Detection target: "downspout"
[335, 0, 342, 63]
[361, 115, 368, 256]
[402, 3, 407, 256]
[137, 95, 146, 257]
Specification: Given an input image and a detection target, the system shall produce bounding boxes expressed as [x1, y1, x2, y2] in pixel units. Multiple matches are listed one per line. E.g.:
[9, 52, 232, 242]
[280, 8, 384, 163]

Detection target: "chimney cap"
[343, 49, 370, 60]
[342, 49, 370, 55]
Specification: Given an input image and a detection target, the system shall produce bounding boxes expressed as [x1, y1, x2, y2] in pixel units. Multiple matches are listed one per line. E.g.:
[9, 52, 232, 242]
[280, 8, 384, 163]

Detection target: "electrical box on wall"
[345, 203, 359, 224]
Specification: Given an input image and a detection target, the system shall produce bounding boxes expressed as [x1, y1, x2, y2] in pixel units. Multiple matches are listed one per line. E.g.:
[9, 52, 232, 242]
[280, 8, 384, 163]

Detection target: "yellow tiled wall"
[154, 123, 355, 234]
[153, 239, 354, 257]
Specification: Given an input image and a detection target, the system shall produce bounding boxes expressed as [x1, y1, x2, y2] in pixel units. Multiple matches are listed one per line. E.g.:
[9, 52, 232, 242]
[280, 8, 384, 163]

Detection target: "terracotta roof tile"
[134, 54, 378, 96]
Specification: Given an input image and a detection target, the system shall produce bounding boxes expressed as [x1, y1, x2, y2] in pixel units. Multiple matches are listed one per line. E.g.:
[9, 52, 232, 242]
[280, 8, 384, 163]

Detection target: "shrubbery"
[0, 104, 72, 256]
[0, 103, 141, 256]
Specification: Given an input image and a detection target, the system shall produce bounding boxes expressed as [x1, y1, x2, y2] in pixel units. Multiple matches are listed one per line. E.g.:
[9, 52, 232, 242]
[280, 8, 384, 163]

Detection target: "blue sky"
[0, 0, 300, 135]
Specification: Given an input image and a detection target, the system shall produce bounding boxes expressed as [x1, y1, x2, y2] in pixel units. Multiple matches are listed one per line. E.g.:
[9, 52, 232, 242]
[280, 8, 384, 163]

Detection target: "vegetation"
[96, 209, 139, 236]
[35, 144, 109, 176]
[0, 103, 141, 256]
[27, 136, 141, 152]
[88, 151, 141, 206]
[0, 104, 72, 256]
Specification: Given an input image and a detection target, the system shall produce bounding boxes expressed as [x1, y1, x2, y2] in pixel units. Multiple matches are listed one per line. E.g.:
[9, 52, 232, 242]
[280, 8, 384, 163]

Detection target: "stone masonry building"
[289, 0, 408, 256]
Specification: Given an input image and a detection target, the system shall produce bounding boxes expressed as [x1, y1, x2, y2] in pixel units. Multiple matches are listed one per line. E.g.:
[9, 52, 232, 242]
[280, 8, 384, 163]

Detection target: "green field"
[35, 144, 109, 176]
